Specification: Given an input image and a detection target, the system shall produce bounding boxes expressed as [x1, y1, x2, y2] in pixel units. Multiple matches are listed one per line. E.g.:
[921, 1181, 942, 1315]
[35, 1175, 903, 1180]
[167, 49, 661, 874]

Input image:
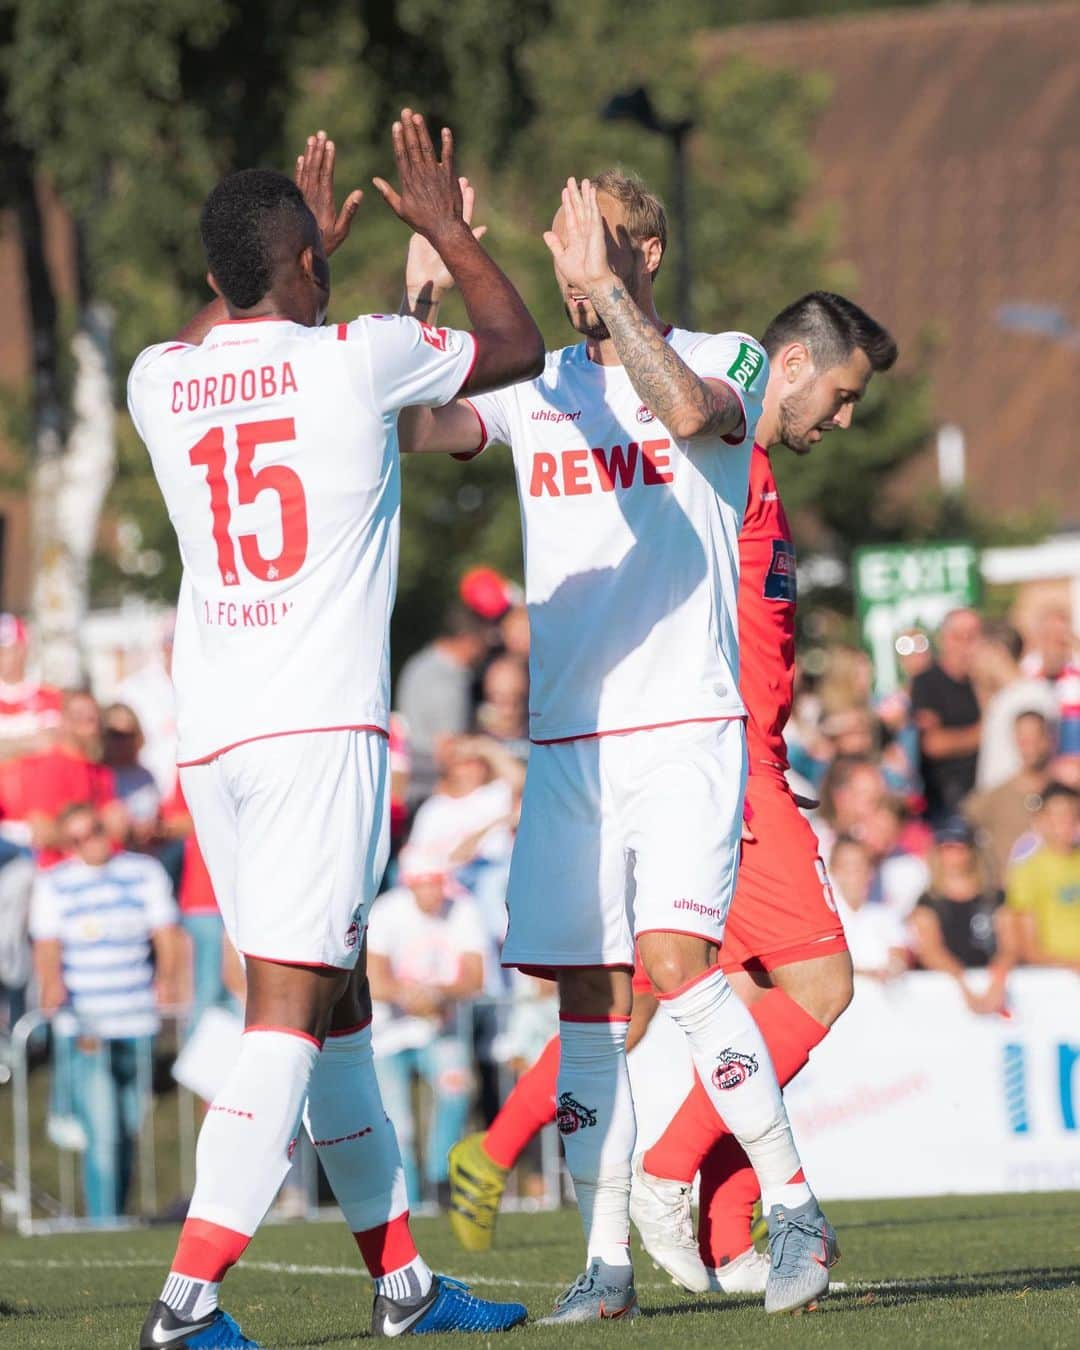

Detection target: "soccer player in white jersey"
[400, 174, 837, 1319]
[127, 115, 543, 1349]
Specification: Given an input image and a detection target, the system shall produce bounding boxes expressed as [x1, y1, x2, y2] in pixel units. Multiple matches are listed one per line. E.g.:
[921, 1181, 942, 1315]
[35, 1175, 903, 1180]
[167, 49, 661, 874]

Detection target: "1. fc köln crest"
[711, 1049, 759, 1091]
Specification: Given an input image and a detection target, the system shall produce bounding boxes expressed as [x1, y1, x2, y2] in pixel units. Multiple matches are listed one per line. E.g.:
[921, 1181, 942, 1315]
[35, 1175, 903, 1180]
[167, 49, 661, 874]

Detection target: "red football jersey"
[0, 681, 62, 742]
[738, 445, 797, 771]
[19, 747, 118, 867]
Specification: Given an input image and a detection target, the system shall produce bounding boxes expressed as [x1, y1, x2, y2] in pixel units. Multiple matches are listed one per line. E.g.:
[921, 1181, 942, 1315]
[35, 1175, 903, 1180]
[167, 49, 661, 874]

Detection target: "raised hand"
[405, 177, 487, 297]
[294, 130, 363, 256]
[373, 108, 464, 242]
[543, 177, 613, 294]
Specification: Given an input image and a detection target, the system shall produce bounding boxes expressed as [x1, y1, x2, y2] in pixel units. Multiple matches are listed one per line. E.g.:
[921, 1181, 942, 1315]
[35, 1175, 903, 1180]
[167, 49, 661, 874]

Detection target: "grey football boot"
[764, 1195, 839, 1314]
[536, 1259, 639, 1324]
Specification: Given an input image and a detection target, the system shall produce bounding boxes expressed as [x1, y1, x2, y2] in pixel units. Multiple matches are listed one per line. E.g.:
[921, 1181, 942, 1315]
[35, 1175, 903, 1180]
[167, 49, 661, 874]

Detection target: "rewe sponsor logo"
[556, 1091, 598, 1134]
[711, 1048, 759, 1091]
[529, 439, 674, 497]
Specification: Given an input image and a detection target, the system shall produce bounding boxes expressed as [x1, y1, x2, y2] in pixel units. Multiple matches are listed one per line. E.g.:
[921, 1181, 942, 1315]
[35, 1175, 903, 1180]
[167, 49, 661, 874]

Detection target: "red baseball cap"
[0, 614, 28, 648]
[459, 567, 516, 621]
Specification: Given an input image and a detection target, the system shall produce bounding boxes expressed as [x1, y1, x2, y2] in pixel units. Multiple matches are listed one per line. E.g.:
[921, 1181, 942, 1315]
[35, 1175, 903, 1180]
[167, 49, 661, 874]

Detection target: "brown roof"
[704, 3, 1080, 524]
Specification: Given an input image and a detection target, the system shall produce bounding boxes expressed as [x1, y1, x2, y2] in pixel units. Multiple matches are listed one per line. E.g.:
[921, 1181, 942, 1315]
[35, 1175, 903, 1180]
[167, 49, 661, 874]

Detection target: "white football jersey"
[468, 329, 767, 742]
[128, 314, 476, 765]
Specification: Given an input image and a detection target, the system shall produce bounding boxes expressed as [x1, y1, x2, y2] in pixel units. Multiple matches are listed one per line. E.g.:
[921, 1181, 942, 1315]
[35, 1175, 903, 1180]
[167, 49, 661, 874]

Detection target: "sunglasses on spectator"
[895, 633, 930, 656]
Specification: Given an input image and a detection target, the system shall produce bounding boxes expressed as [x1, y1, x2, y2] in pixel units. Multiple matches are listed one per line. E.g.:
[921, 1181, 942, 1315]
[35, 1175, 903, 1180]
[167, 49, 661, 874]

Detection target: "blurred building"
[710, 1, 1080, 525]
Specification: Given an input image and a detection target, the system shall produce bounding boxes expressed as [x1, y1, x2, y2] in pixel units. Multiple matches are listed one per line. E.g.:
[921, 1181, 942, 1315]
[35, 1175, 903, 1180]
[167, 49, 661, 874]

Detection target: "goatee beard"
[563, 303, 610, 342]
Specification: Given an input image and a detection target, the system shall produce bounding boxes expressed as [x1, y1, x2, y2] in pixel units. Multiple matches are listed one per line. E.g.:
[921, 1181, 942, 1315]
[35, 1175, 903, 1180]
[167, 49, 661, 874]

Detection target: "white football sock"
[557, 1016, 635, 1268]
[164, 1026, 320, 1316]
[304, 1023, 433, 1298]
[661, 969, 810, 1212]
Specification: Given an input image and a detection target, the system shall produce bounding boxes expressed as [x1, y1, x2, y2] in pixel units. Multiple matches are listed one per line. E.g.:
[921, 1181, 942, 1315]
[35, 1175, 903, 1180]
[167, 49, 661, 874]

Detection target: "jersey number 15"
[188, 418, 308, 586]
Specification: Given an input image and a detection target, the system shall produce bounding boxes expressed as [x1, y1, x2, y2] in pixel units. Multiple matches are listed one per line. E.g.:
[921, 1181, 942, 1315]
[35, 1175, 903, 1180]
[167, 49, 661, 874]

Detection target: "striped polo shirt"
[29, 852, 178, 1038]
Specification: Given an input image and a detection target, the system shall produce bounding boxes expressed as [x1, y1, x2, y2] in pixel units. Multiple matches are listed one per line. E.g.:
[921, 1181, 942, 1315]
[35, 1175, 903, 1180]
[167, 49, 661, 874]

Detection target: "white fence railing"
[3, 998, 564, 1236]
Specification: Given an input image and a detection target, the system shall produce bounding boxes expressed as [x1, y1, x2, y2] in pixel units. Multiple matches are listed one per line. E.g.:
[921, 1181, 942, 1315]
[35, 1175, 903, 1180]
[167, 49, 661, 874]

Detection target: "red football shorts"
[719, 767, 847, 973]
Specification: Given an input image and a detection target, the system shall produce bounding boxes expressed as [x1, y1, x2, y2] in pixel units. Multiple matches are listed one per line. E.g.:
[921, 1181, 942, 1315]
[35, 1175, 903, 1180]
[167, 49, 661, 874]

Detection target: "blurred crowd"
[1, 586, 1079, 1220]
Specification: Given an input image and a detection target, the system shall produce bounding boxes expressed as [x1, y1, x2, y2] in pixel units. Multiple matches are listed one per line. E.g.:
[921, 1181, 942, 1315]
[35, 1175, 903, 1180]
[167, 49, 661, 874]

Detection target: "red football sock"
[643, 987, 827, 1184]
[353, 1212, 418, 1277]
[698, 1135, 759, 1267]
[484, 1034, 560, 1169]
[171, 1217, 251, 1282]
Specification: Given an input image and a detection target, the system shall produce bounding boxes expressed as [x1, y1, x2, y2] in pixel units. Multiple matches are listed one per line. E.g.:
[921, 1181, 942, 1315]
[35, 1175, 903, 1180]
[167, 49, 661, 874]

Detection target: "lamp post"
[601, 86, 695, 329]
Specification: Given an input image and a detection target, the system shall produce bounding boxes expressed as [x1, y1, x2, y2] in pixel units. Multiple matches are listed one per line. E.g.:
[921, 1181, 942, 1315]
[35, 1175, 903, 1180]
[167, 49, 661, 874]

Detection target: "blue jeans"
[182, 913, 236, 1038]
[375, 1035, 472, 1205]
[61, 1034, 153, 1221]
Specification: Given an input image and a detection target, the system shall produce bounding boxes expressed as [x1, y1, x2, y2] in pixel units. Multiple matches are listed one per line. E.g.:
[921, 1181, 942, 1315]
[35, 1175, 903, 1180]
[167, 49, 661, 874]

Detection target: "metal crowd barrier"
[2, 998, 563, 1236]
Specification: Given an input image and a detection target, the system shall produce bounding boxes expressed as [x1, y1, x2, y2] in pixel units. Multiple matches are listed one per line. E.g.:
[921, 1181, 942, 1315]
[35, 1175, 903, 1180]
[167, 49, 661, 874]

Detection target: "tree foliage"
[0, 0, 974, 660]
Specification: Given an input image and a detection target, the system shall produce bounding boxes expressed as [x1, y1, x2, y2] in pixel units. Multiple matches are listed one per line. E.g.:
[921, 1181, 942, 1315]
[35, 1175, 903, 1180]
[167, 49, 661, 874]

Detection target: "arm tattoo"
[588, 280, 743, 440]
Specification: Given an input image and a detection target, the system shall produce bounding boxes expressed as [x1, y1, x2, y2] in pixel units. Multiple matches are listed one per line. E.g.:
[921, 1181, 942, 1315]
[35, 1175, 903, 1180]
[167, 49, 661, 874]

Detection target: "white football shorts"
[180, 728, 390, 970]
[503, 717, 747, 971]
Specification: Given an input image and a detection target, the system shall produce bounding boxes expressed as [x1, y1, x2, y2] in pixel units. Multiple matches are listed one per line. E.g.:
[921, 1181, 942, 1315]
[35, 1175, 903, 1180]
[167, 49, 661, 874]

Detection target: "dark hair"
[983, 619, 1024, 663]
[442, 602, 495, 642]
[1013, 708, 1049, 731]
[762, 291, 898, 373]
[1041, 783, 1080, 809]
[200, 169, 314, 310]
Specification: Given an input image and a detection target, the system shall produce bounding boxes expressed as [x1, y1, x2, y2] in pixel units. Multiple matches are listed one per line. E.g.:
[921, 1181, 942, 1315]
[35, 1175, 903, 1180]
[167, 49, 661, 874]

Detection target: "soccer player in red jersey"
[631, 291, 898, 1292]
[444, 292, 897, 1302]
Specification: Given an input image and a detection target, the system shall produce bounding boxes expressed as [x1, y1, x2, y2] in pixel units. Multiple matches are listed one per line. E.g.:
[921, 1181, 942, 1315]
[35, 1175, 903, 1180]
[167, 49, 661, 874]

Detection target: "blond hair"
[592, 168, 668, 268]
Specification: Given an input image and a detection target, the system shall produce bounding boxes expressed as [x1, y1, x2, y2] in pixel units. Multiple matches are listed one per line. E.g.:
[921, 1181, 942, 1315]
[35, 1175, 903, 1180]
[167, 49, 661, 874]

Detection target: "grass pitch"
[1, 1192, 1078, 1348]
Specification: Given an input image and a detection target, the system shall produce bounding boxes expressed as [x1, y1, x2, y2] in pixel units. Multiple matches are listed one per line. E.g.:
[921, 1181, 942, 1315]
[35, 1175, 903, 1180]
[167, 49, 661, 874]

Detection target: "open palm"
[405, 177, 486, 294]
[543, 177, 612, 292]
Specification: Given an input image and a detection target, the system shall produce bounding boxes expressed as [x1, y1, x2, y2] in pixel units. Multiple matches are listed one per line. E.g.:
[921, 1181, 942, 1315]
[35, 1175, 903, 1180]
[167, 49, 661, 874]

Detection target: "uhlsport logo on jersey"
[556, 1091, 598, 1134]
[712, 1049, 759, 1091]
[636, 403, 655, 424]
[727, 340, 765, 392]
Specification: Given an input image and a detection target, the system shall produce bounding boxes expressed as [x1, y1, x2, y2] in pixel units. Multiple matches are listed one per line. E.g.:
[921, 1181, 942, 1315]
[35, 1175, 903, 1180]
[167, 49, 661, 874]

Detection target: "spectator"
[910, 819, 1008, 1014]
[101, 703, 161, 849]
[408, 735, 523, 869]
[396, 604, 495, 807]
[863, 796, 930, 920]
[388, 713, 412, 853]
[368, 850, 486, 1205]
[18, 691, 127, 867]
[115, 614, 177, 796]
[476, 654, 530, 760]
[29, 803, 181, 1220]
[1004, 783, 1080, 972]
[814, 754, 886, 857]
[160, 782, 234, 1038]
[972, 622, 1057, 791]
[910, 608, 983, 824]
[1019, 605, 1077, 683]
[827, 835, 908, 979]
[499, 602, 530, 661]
[0, 839, 35, 1039]
[964, 710, 1055, 887]
[0, 614, 62, 760]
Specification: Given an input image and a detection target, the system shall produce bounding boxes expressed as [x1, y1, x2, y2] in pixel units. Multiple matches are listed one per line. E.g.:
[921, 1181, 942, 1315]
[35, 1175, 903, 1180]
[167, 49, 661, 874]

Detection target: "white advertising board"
[628, 970, 1080, 1198]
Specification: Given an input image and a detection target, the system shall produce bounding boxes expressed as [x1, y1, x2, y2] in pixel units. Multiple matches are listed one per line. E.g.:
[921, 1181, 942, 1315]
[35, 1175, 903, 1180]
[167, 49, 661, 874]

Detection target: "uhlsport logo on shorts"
[344, 921, 360, 950]
[711, 1049, 759, 1091]
[556, 1091, 598, 1134]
